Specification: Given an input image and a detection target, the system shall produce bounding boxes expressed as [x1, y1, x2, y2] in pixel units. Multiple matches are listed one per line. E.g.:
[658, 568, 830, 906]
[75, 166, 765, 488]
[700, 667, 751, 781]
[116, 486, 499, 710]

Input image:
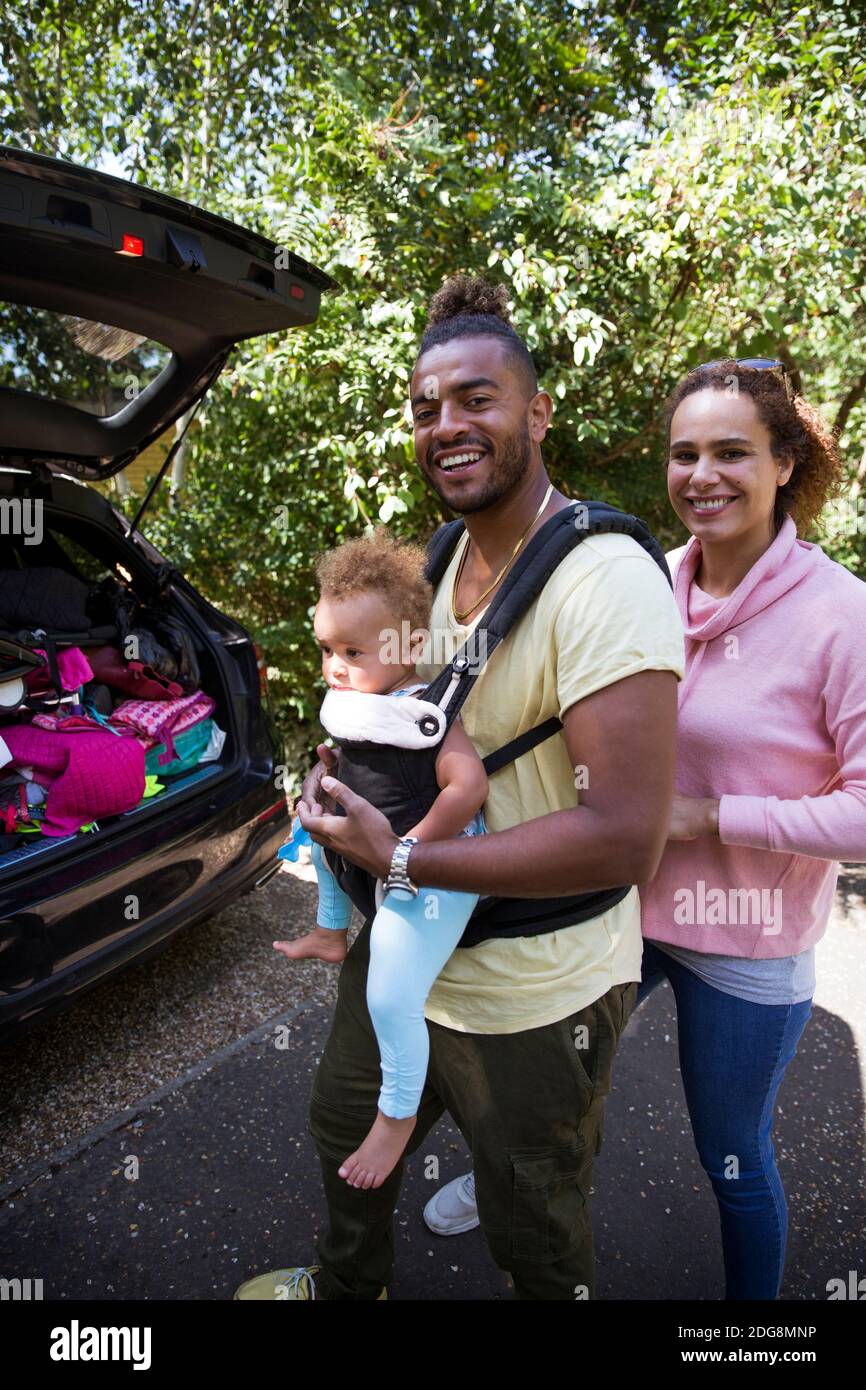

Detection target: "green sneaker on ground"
[233, 1265, 387, 1300]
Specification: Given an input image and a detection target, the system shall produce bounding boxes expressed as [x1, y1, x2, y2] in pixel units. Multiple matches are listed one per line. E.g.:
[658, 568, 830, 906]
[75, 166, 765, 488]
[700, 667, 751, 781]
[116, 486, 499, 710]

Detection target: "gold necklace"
[451, 481, 555, 623]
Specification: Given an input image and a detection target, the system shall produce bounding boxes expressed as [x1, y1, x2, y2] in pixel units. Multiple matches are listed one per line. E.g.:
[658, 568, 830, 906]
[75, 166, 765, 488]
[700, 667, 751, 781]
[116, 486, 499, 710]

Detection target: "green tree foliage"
[2, 0, 864, 787]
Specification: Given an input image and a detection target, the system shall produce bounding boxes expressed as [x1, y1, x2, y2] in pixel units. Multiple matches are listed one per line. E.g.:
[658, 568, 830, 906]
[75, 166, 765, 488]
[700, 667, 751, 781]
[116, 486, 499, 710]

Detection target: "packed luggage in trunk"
[0, 549, 228, 872]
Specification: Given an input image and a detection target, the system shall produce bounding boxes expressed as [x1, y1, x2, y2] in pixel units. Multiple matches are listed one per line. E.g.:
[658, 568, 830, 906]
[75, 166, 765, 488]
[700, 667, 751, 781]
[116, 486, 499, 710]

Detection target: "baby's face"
[314, 592, 419, 695]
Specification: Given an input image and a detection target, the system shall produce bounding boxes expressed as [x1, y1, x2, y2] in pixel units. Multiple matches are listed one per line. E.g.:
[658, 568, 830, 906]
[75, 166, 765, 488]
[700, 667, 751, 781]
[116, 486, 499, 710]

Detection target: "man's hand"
[297, 744, 339, 816]
[297, 775, 399, 879]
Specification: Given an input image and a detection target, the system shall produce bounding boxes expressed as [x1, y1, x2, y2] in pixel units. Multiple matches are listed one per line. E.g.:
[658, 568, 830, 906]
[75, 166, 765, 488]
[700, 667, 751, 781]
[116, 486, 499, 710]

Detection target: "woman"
[636, 357, 866, 1300]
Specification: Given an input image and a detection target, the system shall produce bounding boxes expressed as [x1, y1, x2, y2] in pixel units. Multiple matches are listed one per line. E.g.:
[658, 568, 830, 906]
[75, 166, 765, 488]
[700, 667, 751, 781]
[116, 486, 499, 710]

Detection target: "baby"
[274, 527, 488, 1189]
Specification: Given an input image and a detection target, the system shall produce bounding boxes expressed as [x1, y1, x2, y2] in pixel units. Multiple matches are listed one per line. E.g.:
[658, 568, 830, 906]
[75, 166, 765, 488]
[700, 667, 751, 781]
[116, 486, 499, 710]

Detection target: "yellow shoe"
[233, 1265, 387, 1300]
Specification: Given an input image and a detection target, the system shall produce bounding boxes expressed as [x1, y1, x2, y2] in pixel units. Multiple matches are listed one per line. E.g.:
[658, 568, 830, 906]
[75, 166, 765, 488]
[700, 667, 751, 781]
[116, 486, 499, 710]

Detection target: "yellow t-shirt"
[414, 527, 685, 1034]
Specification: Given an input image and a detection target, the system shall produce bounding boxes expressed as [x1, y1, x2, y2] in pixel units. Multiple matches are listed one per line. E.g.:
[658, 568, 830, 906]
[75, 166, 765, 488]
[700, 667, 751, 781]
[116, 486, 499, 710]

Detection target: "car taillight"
[253, 641, 270, 701]
[118, 232, 144, 256]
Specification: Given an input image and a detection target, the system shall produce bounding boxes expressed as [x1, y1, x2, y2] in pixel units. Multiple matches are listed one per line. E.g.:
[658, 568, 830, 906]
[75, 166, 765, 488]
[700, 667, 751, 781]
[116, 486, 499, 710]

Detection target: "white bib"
[319, 687, 446, 749]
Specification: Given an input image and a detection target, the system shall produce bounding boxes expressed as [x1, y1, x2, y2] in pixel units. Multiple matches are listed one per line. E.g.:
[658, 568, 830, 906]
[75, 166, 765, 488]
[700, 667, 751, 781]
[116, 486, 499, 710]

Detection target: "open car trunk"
[0, 148, 327, 882]
[0, 481, 243, 878]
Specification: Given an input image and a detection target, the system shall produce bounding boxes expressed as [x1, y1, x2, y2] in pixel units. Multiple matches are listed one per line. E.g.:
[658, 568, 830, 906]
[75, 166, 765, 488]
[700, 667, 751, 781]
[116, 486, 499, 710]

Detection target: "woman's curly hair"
[314, 525, 432, 634]
[664, 362, 844, 535]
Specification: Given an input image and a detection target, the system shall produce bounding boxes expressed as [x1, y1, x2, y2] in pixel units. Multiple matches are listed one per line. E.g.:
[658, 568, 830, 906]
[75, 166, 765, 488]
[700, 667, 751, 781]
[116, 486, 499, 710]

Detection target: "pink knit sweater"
[639, 515, 866, 957]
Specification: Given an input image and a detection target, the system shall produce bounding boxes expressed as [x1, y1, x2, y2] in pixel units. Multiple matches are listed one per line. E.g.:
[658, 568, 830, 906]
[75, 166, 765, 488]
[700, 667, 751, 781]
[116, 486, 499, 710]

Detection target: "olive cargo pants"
[308, 916, 637, 1300]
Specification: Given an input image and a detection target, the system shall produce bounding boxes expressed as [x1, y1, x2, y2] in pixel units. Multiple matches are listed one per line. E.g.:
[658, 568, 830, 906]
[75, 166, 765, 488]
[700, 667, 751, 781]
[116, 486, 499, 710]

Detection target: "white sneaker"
[422, 1170, 479, 1235]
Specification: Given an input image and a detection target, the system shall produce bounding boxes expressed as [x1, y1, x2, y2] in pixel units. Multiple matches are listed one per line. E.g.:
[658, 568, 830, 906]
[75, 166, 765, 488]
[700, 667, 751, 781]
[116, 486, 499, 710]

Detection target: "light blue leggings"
[309, 814, 485, 1119]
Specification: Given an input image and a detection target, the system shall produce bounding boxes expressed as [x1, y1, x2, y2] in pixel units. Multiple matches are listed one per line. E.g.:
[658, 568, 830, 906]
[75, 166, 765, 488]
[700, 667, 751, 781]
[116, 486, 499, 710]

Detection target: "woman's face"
[667, 388, 793, 544]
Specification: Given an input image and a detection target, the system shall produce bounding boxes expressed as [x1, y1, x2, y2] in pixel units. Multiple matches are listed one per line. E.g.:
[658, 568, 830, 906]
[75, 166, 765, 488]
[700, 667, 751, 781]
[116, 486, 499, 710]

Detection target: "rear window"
[0, 301, 172, 417]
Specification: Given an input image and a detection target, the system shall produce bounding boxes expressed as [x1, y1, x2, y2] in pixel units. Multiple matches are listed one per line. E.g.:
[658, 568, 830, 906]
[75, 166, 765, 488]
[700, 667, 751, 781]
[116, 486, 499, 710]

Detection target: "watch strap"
[384, 835, 419, 896]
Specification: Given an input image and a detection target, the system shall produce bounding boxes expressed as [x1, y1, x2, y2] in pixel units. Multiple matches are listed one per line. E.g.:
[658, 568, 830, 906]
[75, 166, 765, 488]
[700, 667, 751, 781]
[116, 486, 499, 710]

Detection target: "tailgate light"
[118, 233, 144, 257]
[289, 284, 305, 300]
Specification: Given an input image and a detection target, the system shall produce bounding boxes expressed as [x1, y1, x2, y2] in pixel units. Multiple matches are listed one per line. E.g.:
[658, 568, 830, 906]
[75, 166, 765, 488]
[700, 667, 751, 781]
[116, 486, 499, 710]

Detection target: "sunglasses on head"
[695, 357, 795, 403]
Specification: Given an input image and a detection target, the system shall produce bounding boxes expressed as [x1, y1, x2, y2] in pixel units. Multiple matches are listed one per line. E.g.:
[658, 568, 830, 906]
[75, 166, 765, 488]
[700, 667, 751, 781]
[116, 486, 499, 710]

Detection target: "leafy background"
[2, 0, 865, 789]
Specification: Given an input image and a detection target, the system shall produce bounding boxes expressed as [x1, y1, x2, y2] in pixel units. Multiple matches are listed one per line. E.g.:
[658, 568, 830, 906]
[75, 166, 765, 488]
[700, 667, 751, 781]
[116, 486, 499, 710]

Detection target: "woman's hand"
[297, 744, 339, 816]
[668, 794, 720, 841]
[297, 775, 399, 879]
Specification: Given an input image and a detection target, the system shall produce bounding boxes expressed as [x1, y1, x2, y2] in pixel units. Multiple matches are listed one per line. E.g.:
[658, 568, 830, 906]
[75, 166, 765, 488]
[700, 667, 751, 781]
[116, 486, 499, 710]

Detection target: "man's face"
[409, 337, 548, 514]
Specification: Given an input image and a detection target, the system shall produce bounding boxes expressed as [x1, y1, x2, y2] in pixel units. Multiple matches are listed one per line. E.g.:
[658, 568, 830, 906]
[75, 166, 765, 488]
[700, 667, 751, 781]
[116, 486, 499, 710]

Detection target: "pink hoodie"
[639, 514, 866, 957]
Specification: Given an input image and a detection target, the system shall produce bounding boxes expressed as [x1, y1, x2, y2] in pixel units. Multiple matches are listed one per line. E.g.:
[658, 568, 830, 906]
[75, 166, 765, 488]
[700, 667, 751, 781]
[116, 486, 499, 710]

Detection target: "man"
[235, 274, 684, 1300]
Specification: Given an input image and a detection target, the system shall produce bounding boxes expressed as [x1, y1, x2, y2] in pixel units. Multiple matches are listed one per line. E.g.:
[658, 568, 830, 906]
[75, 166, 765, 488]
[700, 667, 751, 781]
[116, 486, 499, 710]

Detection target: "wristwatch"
[383, 836, 420, 897]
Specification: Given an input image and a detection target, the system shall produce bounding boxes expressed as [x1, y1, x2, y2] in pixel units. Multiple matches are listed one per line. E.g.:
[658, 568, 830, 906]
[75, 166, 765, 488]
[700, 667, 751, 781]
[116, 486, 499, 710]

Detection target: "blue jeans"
[637, 940, 813, 1300]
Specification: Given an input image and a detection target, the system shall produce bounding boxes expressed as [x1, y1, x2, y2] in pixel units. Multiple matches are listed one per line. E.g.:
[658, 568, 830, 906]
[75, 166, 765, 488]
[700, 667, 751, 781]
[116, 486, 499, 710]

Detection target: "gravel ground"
[1, 857, 864, 1192]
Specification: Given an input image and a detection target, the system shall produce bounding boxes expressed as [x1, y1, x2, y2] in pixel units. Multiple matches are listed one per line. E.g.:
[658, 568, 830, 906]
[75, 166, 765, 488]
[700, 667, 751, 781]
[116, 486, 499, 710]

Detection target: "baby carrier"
[322, 500, 673, 948]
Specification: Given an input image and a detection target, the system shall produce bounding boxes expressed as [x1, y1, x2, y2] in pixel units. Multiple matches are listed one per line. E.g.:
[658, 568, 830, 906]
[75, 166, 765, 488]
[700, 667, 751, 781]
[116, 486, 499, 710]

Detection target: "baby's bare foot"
[339, 1111, 417, 1189]
[273, 928, 348, 963]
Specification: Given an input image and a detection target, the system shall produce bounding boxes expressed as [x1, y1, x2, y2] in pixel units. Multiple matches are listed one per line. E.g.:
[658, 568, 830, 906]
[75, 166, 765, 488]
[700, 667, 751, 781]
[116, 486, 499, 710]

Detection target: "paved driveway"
[1, 864, 863, 1299]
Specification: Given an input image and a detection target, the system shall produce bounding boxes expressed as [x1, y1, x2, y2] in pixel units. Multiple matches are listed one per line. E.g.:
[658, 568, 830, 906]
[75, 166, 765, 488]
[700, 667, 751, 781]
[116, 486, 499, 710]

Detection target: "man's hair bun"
[426, 273, 512, 326]
[416, 272, 537, 398]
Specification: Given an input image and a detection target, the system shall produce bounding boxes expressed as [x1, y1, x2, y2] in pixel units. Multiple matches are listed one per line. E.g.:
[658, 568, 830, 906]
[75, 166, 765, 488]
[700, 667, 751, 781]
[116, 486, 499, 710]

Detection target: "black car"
[0, 147, 336, 1043]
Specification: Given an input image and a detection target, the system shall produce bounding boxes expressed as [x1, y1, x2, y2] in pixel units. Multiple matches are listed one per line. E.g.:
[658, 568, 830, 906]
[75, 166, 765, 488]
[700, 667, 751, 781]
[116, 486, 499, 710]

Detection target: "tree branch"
[834, 366, 866, 437]
[774, 342, 803, 399]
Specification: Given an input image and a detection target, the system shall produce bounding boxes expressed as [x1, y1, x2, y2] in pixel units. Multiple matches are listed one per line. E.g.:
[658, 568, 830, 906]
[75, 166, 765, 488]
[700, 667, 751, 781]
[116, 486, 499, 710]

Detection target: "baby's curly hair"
[664, 362, 844, 535]
[314, 525, 432, 634]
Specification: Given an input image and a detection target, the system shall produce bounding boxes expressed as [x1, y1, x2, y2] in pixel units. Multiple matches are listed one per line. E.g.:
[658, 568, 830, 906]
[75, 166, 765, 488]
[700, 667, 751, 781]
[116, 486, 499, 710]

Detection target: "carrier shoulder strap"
[422, 500, 672, 774]
[425, 517, 467, 590]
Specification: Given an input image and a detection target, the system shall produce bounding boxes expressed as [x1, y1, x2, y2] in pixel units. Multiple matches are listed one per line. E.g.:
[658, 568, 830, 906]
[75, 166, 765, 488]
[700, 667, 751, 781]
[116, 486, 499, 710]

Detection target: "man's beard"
[425, 419, 533, 515]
